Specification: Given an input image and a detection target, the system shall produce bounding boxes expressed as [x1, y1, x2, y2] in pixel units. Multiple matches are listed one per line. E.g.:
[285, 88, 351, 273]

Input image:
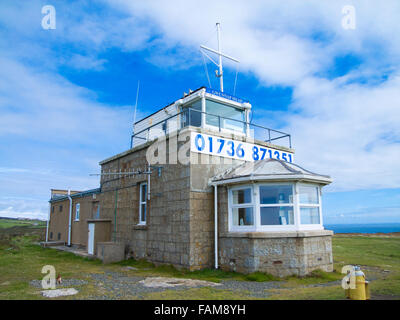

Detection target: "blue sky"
[0, 0, 399, 224]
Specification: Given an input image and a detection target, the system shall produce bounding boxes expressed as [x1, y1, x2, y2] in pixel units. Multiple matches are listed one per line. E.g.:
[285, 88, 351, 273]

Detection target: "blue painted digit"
[227, 141, 235, 156]
[260, 148, 267, 160]
[236, 144, 244, 158]
[282, 153, 288, 162]
[217, 139, 225, 153]
[195, 134, 205, 151]
[252, 146, 259, 160]
[288, 154, 292, 163]
[268, 150, 272, 159]
[274, 151, 280, 160]
[208, 136, 213, 153]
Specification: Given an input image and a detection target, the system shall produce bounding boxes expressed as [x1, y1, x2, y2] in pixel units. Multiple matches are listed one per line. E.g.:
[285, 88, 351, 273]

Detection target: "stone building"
[46, 87, 333, 276]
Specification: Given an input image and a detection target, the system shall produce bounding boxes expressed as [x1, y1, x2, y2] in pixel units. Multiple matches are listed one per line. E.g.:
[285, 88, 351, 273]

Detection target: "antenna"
[132, 80, 140, 147]
[200, 23, 239, 92]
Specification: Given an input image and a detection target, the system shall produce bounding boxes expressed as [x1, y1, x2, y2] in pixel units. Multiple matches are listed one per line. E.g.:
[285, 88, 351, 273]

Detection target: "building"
[46, 87, 333, 277]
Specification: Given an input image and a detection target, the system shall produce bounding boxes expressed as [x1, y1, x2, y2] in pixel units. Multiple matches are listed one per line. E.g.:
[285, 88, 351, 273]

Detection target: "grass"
[0, 218, 46, 229]
[0, 229, 399, 300]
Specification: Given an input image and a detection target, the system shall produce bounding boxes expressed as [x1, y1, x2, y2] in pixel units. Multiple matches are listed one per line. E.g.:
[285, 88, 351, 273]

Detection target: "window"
[299, 185, 321, 224]
[75, 203, 80, 221]
[228, 183, 323, 231]
[50, 232, 53, 239]
[57, 233, 61, 240]
[59, 205, 63, 212]
[230, 187, 254, 227]
[139, 182, 147, 224]
[182, 99, 202, 128]
[259, 184, 294, 226]
[206, 99, 245, 132]
[51, 206, 54, 214]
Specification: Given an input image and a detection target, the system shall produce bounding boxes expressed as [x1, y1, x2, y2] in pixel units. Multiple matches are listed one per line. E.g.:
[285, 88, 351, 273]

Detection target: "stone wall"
[218, 232, 333, 277]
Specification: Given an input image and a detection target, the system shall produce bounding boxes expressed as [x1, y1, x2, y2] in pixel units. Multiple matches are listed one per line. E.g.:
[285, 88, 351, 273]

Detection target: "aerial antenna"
[200, 23, 239, 92]
[132, 80, 140, 148]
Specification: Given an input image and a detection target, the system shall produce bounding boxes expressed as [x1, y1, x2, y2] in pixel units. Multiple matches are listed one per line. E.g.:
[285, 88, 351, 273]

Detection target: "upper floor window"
[59, 205, 63, 212]
[139, 182, 147, 225]
[75, 203, 80, 221]
[206, 100, 245, 133]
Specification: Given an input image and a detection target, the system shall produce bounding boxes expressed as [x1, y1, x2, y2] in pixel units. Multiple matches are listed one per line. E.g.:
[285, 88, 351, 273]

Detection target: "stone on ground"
[41, 288, 78, 298]
[139, 277, 221, 288]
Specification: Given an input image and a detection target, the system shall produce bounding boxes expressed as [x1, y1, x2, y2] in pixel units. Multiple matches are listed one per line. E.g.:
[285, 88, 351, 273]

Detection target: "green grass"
[0, 218, 46, 229]
[0, 232, 399, 300]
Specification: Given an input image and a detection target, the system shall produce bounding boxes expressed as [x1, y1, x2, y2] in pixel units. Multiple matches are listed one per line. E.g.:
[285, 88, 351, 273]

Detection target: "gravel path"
[30, 270, 339, 299]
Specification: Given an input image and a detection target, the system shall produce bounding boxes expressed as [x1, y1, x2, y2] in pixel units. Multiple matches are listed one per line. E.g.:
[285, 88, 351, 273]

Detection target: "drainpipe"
[67, 190, 72, 247]
[214, 184, 218, 269]
[45, 201, 50, 242]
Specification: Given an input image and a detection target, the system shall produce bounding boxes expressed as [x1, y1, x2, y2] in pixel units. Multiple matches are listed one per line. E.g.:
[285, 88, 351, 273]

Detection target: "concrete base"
[97, 242, 125, 264]
[219, 230, 333, 277]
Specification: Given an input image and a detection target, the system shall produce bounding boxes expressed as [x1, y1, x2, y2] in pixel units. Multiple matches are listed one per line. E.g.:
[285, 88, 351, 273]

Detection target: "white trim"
[227, 182, 325, 233]
[138, 182, 147, 225]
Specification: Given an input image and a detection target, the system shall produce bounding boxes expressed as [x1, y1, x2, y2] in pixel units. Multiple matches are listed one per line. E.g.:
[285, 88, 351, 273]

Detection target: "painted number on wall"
[191, 132, 294, 163]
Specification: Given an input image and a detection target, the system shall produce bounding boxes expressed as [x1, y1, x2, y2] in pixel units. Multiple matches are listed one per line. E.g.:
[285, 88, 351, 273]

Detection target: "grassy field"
[0, 218, 46, 229]
[0, 221, 399, 300]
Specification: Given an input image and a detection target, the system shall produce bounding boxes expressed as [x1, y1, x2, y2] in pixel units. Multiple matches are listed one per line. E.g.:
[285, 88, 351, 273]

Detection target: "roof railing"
[131, 107, 292, 149]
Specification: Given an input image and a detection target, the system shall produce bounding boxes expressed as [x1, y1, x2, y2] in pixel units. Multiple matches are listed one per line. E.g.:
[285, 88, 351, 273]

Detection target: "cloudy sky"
[0, 0, 399, 224]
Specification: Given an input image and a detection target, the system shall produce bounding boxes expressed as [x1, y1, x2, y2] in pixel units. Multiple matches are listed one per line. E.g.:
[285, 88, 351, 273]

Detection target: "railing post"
[289, 135, 292, 149]
[218, 116, 221, 132]
[188, 108, 191, 127]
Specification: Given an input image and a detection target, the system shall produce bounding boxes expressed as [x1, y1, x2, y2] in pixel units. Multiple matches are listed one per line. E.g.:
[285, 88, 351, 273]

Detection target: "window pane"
[232, 207, 253, 226]
[232, 188, 252, 204]
[184, 99, 202, 127]
[206, 100, 245, 132]
[299, 185, 319, 204]
[140, 204, 146, 222]
[260, 206, 294, 225]
[141, 184, 147, 202]
[260, 185, 293, 204]
[300, 207, 320, 224]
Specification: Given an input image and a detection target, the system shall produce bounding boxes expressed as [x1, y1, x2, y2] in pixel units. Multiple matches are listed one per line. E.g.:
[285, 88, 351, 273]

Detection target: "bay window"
[230, 187, 254, 228]
[228, 182, 323, 231]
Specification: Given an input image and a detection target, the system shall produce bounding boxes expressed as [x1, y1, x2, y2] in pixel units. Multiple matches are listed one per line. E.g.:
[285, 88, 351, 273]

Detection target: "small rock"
[383, 270, 390, 273]
[123, 266, 138, 271]
[41, 288, 78, 298]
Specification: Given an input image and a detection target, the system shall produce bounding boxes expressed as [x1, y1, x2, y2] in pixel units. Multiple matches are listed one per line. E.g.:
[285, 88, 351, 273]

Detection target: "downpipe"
[67, 190, 72, 247]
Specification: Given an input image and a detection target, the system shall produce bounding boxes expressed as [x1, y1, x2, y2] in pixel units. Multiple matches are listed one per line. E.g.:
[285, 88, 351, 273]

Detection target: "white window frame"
[138, 182, 147, 225]
[297, 183, 323, 230]
[228, 182, 324, 232]
[258, 182, 297, 232]
[228, 185, 256, 232]
[75, 203, 80, 221]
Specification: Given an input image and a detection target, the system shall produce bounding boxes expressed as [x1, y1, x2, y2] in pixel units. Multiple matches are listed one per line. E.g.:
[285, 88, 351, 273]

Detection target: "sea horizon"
[325, 222, 400, 234]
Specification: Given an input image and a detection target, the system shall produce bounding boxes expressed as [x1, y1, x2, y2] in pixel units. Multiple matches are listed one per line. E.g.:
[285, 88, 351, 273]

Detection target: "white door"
[88, 223, 95, 255]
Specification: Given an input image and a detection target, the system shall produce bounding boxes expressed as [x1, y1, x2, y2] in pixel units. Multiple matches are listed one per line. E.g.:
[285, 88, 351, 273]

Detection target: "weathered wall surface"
[218, 233, 333, 277]
[48, 199, 69, 243]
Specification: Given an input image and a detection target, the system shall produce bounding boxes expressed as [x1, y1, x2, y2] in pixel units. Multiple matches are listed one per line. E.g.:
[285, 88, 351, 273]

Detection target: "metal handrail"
[131, 107, 292, 149]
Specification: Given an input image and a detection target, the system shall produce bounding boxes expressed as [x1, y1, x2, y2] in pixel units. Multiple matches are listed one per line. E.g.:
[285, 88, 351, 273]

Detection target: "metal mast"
[200, 23, 239, 93]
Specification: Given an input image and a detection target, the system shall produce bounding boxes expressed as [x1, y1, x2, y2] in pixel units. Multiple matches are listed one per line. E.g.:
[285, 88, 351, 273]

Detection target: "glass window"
[300, 207, 320, 224]
[299, 185, 319, 204]
[206, 99, 245, 132]
[232, 188, 252, 204]
[182, 99, 202, 128]
[139, 182, 147, 224]
[260, 206, 295, 225]
[232, 207, 254, 226]
[260, 185, 293, 204]
[75, 203, 80, 221]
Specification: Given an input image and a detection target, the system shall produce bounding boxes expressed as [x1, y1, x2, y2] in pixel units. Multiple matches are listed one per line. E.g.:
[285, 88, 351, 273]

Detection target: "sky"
[0, 0, 399, 224]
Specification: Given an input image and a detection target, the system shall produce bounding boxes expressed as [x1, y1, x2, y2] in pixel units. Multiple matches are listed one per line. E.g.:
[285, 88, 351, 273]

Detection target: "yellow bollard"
[348, 266, 369, 300]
